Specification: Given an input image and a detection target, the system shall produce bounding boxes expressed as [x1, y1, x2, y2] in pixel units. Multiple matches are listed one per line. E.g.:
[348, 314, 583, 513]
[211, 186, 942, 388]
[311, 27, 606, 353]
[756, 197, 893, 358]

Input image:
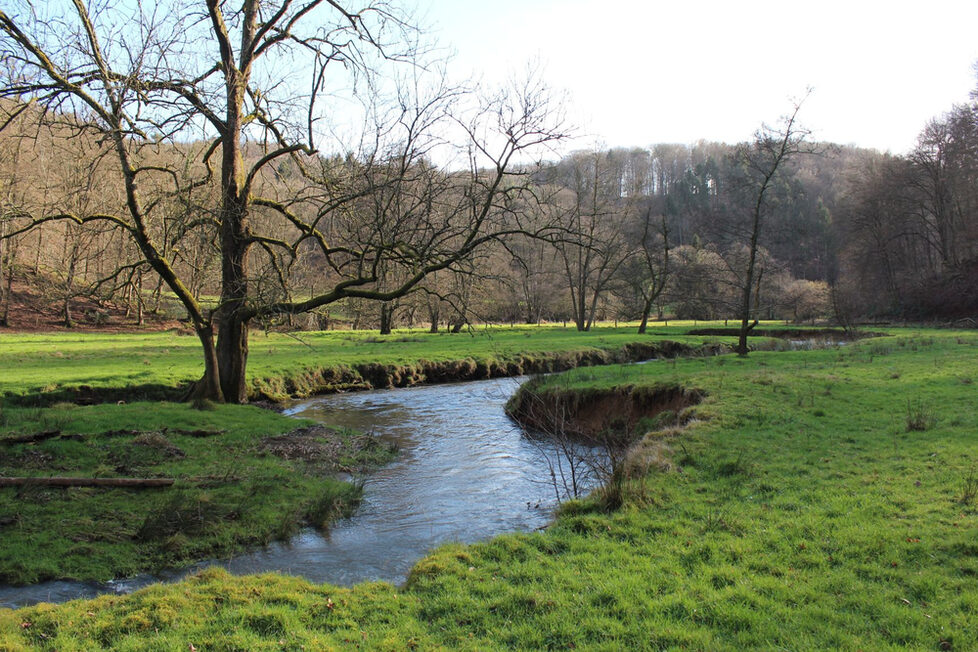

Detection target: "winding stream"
[1, 376, 605, 608]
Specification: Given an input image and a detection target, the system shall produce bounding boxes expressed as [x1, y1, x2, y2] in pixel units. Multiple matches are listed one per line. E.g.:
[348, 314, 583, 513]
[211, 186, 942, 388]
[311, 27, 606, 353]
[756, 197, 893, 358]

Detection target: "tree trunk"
[0, 224, 6, 327]
[216, 316, 248, 402]
[32, 229, 41, 275]
[379, 302, 394, 335]
[428, 301, 439, 333]
[124, 278, 133, 318]
[737, 182, 765, 355]
[215, 51, 253, 404]
[638, 296, 654, 334]
[573, 287, 586, 331]
[63, 251, 76, 328]
[194, 323, 224, 402]
[151, 278, 163, 314]
[135, 272, 144, 326]
[1, 244, 13, 327]
[585, 289, 602, 332]
[215, 184, 251, 403]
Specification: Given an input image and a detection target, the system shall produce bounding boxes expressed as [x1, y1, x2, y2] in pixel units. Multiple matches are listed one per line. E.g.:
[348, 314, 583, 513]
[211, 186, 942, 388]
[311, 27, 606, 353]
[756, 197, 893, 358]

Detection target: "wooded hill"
[2, 77, 977, 333]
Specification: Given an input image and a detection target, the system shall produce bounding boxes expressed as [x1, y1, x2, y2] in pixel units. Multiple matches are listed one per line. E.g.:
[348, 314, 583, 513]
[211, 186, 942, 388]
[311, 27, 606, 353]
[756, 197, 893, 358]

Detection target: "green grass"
[0, 323, 720, 403]
[2, 328, 976, 649]
[0, 403, 393, 585]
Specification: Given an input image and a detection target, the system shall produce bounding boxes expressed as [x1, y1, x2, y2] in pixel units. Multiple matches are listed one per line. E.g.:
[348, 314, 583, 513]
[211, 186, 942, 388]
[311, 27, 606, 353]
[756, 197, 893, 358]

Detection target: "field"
[1, 327, 975, 649]
[0, 324, 716, 403]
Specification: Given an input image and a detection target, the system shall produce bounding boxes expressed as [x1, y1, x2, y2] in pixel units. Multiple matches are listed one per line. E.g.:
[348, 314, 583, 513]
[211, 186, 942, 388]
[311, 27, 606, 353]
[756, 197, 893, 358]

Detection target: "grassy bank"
[2, 328, 975, 649]
[0, 403, 394, 585]
[0, 324, 720, 404]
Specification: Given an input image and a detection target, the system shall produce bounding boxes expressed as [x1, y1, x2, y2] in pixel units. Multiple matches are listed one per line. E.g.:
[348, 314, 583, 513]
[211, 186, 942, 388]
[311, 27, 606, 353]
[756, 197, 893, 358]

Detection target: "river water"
[1, 376, 604, 608]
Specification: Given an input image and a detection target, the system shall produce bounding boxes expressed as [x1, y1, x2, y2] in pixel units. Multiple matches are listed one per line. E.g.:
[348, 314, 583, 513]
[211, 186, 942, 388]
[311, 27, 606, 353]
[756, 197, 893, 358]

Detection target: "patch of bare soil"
[261, 426, 347, 462]
[0, 271, 182, 333]
[260, 425, 393, 473]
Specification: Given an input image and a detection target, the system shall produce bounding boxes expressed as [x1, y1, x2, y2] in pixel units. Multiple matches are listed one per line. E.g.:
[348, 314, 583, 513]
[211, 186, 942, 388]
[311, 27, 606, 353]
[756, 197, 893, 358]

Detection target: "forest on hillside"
[1, 1, 976, 378]
[3, 84, 976, 332]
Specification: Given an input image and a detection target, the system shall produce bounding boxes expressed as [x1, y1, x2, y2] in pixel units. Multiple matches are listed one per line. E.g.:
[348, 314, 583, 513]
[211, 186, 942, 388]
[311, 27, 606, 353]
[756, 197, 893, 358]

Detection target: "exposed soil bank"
[249, 340, 724, 403]
[505, 380, 704, 442]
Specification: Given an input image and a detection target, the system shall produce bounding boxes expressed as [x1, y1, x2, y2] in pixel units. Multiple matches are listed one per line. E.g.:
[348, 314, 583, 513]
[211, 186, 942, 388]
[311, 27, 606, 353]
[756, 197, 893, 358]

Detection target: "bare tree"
[550, 150, 632, 331]
[0, 1, 566, 402]
[620, 206, 669, 333]
[727, 99, 812, 354]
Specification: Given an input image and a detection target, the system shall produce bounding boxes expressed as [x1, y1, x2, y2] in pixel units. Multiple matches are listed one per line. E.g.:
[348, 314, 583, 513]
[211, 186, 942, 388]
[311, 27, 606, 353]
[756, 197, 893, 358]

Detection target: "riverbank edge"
[504, 378, 705, 441]
[250, 339, 727, 403]
[2, 338, 729, 407]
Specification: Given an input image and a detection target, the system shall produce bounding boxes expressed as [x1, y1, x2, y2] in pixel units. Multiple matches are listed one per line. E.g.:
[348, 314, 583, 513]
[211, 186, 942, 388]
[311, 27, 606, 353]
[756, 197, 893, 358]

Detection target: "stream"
[1, 376, 605, 608]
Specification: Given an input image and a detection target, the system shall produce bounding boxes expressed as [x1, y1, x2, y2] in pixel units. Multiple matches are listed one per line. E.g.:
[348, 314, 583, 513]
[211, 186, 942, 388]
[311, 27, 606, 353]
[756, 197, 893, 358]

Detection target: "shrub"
[960, 467, 977, 505]
[905, 399, 937, 432]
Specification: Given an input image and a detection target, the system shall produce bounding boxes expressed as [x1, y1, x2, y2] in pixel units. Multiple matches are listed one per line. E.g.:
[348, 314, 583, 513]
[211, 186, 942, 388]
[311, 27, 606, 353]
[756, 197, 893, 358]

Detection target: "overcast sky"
[415, 0, 978, 155]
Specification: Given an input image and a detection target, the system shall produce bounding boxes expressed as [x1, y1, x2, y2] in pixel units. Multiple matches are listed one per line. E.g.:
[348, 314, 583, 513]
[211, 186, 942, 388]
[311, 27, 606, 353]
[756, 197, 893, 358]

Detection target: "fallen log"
[0, 476, 174, 488]
[172, 428, 226, 438]
[0, 430, 62, 445]
[101, 428, 226, 438]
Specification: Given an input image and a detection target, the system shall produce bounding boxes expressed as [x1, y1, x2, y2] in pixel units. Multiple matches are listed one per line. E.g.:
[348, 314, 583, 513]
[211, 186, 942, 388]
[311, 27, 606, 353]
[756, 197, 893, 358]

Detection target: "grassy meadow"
[1, 327, 975, 649]
[0, 323, 717, 403]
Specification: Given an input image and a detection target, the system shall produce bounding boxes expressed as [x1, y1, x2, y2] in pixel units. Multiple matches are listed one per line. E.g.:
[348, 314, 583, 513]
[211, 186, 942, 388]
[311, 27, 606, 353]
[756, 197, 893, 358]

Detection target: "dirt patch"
[261, 426, 347, 462]
[8, 449, 56, 470]
[260, 425, 394, 472]
[132, 432, 186, 459]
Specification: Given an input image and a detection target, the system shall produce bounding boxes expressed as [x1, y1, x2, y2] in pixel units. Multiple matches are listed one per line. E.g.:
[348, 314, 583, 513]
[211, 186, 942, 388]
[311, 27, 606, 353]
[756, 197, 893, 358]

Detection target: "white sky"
[415, 0, 978, 155]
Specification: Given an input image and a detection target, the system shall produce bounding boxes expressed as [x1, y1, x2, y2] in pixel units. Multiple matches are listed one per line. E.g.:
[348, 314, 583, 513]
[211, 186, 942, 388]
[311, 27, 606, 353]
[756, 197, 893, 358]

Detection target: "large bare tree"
[0, 1, 565, 402]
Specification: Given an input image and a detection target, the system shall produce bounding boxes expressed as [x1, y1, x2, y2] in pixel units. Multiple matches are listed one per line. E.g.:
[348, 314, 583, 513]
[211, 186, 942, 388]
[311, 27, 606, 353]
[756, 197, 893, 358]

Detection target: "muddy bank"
[250, 340, 724, 403]
[505, 379, 704, 443]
